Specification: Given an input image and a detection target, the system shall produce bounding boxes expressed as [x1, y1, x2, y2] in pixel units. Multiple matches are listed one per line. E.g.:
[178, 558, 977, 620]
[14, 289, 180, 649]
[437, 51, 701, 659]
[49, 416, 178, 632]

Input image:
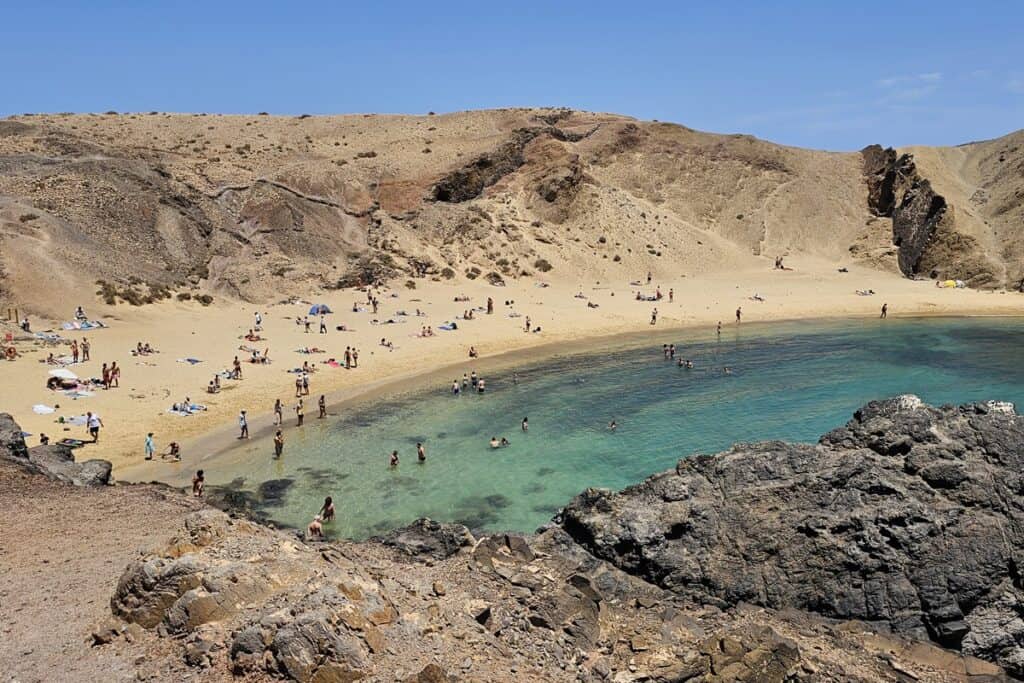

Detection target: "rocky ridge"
[2, 110, 1021, 313]
[560, 396, 1024, 676]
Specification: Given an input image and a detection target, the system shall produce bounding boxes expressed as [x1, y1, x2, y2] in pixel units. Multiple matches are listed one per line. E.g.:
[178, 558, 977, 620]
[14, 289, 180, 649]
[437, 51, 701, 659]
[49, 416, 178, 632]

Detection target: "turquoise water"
[209, 318, 1024, 539]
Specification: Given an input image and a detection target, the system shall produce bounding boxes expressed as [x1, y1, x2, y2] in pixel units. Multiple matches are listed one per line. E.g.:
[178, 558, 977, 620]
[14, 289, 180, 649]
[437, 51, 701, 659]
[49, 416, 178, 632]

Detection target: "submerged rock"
[560, 396, 1024, 675]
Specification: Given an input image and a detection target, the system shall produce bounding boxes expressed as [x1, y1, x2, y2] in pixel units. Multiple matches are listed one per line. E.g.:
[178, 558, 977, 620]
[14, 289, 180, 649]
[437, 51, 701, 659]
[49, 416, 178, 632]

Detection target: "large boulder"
[0, 413, 111, 485]
[374, 518, 475, 560]
[560, 396, 1024, 675]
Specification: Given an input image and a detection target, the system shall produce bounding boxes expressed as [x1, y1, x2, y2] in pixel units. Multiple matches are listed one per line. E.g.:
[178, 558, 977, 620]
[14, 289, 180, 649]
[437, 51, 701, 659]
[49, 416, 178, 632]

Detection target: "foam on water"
[207, 317, 1024, 538]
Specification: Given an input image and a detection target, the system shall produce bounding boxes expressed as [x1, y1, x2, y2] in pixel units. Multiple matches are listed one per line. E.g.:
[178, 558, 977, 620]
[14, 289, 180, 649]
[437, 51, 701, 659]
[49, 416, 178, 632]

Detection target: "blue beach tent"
[308, 304, 333, 315]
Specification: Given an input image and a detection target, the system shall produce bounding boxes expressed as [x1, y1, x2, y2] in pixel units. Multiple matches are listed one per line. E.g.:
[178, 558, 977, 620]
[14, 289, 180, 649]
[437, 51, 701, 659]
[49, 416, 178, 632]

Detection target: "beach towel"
[34, 332, 63, 342]
[61, 415, 88, 425]
[177, 358, 203, 365]
[63, 390, 94, 399]
[58, 438, 87, 448]
[438, 323, 456, 331]
[32, 404, 56, 415]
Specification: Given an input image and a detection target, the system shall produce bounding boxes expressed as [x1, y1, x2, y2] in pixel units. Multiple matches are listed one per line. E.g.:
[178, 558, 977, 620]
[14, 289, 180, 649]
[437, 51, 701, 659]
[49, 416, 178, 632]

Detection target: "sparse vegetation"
[534, 258, 553, 272]
[465, 266, 482, 280]
[440, 267, 456, 279]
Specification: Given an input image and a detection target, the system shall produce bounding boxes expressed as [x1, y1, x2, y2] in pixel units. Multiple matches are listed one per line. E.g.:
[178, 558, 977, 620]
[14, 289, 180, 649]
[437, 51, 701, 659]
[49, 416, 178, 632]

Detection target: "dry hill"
[0, 108, 1020, 314]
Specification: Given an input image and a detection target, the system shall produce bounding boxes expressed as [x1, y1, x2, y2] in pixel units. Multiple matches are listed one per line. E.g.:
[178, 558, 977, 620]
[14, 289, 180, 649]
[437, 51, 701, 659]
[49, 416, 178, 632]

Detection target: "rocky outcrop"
[560, 396, 1024, 676]
[0, 412, 111, 485]
[431, 128, 544, 202]
[374, 518, 476, 559]
[862, 145, 952, 278]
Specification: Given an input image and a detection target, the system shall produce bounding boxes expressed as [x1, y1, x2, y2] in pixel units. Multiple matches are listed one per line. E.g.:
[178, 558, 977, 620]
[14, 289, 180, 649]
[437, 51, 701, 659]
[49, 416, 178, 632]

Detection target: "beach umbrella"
[48, 368, 78, 380]
[308, 304, 333, 315]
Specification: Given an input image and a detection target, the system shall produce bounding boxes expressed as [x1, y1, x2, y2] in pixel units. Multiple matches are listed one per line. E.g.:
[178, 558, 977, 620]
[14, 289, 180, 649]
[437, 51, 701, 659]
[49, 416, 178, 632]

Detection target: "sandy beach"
[3, 256, 1021, 483]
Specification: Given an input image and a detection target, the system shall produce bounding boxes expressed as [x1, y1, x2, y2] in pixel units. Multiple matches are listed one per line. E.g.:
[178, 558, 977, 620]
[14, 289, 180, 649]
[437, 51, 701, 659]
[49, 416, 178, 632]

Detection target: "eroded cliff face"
[861, 145, 1003, 287]
[560, 396, 1024, 676]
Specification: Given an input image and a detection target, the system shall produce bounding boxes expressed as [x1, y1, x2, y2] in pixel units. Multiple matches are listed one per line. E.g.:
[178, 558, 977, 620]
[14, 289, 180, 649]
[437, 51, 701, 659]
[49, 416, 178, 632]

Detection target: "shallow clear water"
[209, 318, 1024, 539]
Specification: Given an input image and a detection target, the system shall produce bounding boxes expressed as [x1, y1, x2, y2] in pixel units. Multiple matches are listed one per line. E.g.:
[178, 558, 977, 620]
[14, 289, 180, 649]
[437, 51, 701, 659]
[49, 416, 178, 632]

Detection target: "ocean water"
[207, 317, 1024, 539]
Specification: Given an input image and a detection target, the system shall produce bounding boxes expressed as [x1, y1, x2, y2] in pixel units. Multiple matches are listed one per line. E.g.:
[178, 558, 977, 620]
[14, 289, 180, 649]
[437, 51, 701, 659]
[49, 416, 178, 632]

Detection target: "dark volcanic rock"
[559, 396, 1024, 675]
[0, 412, 111, 486]
[861, 145, 950, 278]
[374, 518, 475, 559]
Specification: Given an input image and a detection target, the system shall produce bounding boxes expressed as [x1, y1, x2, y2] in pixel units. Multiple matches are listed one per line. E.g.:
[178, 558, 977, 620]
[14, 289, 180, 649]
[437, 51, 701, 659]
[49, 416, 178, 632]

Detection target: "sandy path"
[0, 460, 205, 682]
[2, 258, 1022, 481]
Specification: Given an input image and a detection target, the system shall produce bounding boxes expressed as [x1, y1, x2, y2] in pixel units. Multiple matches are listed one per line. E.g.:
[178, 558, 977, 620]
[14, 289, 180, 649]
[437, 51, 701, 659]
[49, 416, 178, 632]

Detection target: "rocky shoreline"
[2, 397, 1020, 682]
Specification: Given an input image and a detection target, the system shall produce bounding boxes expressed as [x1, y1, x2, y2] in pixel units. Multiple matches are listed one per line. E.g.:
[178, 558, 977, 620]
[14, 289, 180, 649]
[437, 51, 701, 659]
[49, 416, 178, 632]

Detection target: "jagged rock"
[0, 413, 112, 485]
[374, 518, 475, 559]
[561, 397, 1024, 676]
[405, 663, 448, 682]
[0, 413, 29, 459]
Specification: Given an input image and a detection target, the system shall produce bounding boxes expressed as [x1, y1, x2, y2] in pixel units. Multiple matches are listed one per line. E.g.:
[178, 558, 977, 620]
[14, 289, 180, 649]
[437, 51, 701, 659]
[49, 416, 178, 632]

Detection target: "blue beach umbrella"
[308, 304, 333, 315]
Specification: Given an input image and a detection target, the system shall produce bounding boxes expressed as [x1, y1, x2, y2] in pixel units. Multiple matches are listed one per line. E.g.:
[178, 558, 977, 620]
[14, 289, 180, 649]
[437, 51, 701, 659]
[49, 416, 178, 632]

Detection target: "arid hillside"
[0, 108, 1019, 313]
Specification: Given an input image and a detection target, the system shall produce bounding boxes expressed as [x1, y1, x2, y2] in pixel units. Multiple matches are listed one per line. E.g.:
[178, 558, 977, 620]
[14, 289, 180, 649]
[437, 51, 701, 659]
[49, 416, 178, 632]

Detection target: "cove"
[200, 317, 1024, 539]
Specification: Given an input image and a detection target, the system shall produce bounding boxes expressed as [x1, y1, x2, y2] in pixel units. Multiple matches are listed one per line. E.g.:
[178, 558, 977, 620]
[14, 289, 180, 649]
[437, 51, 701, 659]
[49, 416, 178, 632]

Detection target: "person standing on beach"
[81, 337, 90, 361]
[650, 308, 658, 325]
[274, 399, 283, 426]
[487, 297, 494, 314]
[344, 347, 352, 369]
[192, 470, 205, 497]
[319, 316, 327, 334]
[101, 363, 110, 389]
[295, 374, 303, 398]
[736, 307, 742, 323]
[880, 303, 888, 319]
[238, 410, 249, 439]
[86, 412, 103, 442]
[71, 340, 79, 364]
[255, 311, 262, 330]
[647, 271, 652, 284]
[144, 432, 155, 460]
[417, 442, 426, 463]
[352, 348, 359, 368]
[669, 288, 674, 303]
[525, 316, 531, 332]
[110, 361, 120, 388]
[295, 399, 305, 426]
[273, 429, 284, 458]
[318, 394, 326, 419]
[302, 372, 310, 396]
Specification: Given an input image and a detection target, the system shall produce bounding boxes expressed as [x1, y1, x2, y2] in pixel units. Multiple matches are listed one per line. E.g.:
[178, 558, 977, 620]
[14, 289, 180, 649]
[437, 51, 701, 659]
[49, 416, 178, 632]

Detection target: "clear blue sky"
[3, 1, 1022, 150]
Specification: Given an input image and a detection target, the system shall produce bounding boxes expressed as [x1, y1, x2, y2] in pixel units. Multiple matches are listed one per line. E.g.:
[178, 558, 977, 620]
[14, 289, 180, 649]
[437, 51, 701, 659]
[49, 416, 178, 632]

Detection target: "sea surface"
[207, 317, 1024, 539]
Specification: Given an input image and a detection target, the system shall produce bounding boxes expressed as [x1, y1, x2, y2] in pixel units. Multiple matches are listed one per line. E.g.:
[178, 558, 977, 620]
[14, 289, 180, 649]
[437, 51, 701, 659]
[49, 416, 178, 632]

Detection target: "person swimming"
[489, 436, 500, 449]
[609, 420, 617, 431]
